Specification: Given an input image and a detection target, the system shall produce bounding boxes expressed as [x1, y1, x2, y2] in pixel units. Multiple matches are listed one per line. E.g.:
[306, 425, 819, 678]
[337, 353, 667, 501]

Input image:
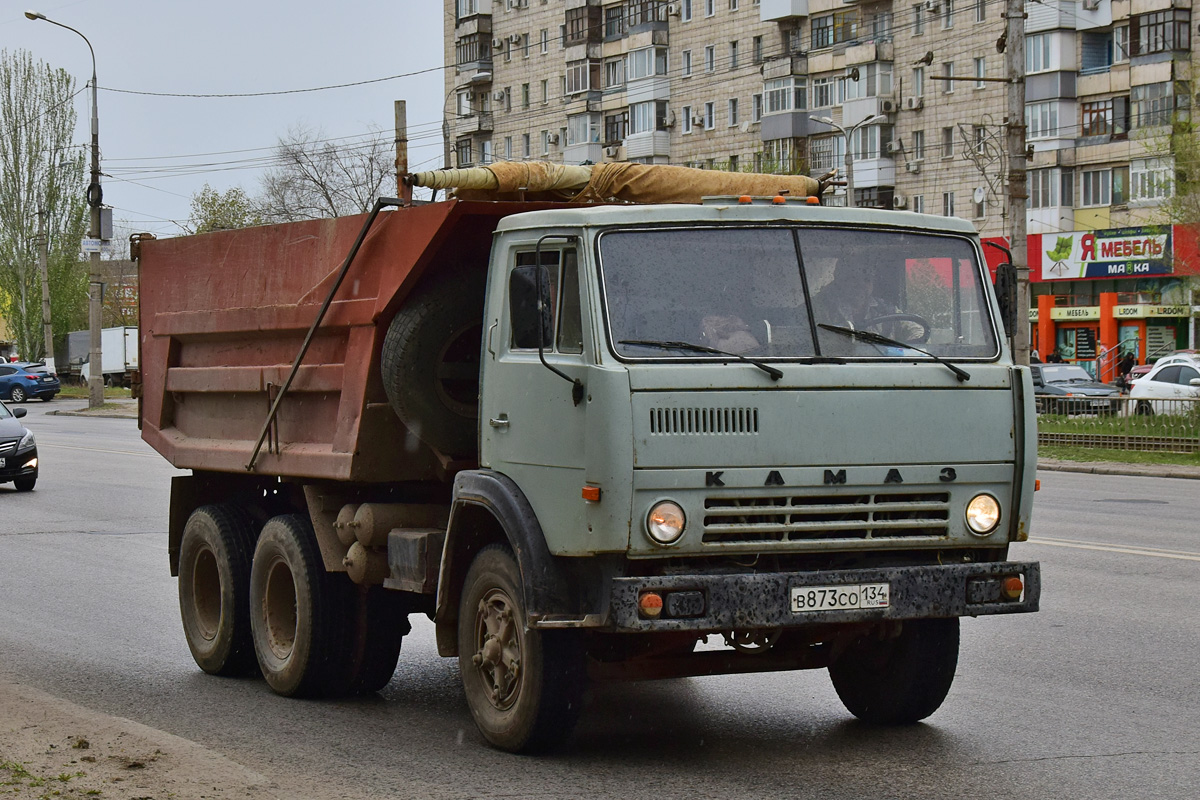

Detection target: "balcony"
[760, 0, 809, 20]
[456, 112, 494, 135]
[762, 54, 809, 80]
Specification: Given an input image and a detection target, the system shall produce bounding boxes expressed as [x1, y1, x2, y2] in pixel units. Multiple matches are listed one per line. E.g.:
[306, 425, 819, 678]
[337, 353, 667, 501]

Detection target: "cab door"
[479, 243, 590, 552]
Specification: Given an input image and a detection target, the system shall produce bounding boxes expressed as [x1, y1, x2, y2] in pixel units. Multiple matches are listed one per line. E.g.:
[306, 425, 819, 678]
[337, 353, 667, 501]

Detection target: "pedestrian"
[1046, 349, 1065, 363]
[1116, 351, 1135, 392]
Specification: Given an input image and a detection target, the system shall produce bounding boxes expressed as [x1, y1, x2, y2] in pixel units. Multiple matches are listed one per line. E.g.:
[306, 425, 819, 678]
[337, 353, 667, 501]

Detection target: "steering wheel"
[860, 313, 932, 345]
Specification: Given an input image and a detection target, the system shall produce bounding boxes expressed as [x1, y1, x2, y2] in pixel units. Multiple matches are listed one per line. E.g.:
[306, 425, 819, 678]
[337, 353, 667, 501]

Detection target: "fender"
[435, 469, 576, 654]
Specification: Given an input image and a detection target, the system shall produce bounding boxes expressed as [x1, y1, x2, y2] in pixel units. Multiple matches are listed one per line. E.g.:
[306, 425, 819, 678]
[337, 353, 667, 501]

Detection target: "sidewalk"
[47, 396, 138, 419]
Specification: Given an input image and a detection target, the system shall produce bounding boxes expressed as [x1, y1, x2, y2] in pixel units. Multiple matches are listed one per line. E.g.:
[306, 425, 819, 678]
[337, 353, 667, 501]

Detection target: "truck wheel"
[828, 618, 959, 725]
[342, 585, 411, 694]
[458, 545, 585, 753]
[178, 504, 258, 676]
[381, 268, 484, 458]
[249, 514, 347, 697]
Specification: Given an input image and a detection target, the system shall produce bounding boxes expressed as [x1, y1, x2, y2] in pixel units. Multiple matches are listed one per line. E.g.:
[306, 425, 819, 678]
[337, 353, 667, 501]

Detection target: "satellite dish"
[973, 186, 986, 204]
[739, 120, 751, 133]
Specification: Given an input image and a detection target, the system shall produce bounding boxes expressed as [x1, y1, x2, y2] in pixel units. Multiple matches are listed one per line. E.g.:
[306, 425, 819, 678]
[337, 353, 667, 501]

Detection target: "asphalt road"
[1, 404, 1198, 799]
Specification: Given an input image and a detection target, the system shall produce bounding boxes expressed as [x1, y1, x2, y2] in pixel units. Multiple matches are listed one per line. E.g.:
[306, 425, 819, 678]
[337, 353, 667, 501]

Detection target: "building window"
[1081, 98, 1114, 136]
[682, 105, 693, 134]
[942, 126, 954, 158]
[521, 83, 530, 109]
[811, 77, 833, 108]
[628, 47, 668, 80]
[1114, 25, 1130, 61]
[626, 1, 668, 27]
[605, 58, 625, 89]
[1081, 168, 1111, 206]
[842, 62, 893, 102]
[974, 0, 985, 23]
[541, 130, 550, 155]
[728, 98, 739, 126]
[1131, 157, 1173, 201]
[522, 133, 531, 159]
[872, 12, 892, 38]
[1131, 82, 1187, 128]
[912, 129, 925, 160]
[941, 0, 953, 29]
[705, 45, 716, 72]
[942, 191, 955, 216]
[565, 6, 601, 46]
[629, 100, 668, 134]
[604, 110, 628, 143]
[729, 41, 739, 70]
[730, 0, 739, 9]
[753, 35, 763, 63]
[752, 93, 763, 121]
[850, 124, 894, 159]
[565, 60, 600, 94]
[912, 195, 924, 213]
[503, 87, 512, 112]
[682, 50, 692, 76]
[809, 136, 845, 172]
[540, 29, 549, 53]
[706, 0, 715, 16]
[974, 57, 985, 88]
[481, 140, 492, 164]
[455, 34, 491, 66]
[1081, 30, 1116, 74]
[974, 194, 985, 219]
[973, 125, 986, 154]
[1026, 33, 1052, 73]
[604, 6, 624, 37]
[1026, 101, 1059, 139]
[456, 0, 478, 20]
[504, 136, 512, 160]
[682, 0, 692, 21]
[913, 3, 924, 35]
[567, 112, 601, 145]
[1029, 168, 1059, 208]
[913, 66, 925, 96]
[1130, 10, 1190, 56]
[942, 62, 954, 93]
[541, 79, 549, 104]
[704, 101, 715, 129]
[811, 12, 859, 49]
[456, 138, 473, 167]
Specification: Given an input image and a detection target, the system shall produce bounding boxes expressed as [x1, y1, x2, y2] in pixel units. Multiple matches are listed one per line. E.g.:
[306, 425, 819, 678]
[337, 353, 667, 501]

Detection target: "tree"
[257, 125, 393, 223]
[186, 183, 262, 234]
[0, 49, 88, 361]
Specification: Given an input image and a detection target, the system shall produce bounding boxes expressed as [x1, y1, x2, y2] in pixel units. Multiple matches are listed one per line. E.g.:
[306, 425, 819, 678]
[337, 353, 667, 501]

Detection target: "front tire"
[828, 618, 959, 725]
[12, 477, 35, 492]
[178, 504, 258, 676]
[249, 514, 347, 697]
[10, 386, 26, 403]
[458, 546, 585, 752]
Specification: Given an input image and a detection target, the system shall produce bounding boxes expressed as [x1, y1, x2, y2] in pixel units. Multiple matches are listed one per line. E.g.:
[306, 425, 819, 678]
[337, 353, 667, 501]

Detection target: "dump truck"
[137, 162, 1040, 753]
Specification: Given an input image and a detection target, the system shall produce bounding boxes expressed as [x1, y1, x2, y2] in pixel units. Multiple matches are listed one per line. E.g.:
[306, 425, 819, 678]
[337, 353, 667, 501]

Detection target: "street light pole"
[26, 10, 104, 408]
[811, 113, 882, 209]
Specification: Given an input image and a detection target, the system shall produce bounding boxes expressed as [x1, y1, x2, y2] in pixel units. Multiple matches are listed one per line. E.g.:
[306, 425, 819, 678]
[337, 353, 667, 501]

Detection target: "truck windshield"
[599, 226, 998, 361]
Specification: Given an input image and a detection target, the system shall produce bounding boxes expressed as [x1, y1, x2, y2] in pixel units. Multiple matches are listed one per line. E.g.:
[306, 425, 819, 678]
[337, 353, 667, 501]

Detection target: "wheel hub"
[471, 590, 521, 710]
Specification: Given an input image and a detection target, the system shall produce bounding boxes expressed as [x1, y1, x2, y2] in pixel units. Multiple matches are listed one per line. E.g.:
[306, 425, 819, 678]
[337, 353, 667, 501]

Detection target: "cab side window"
[509, 249, 582, 353]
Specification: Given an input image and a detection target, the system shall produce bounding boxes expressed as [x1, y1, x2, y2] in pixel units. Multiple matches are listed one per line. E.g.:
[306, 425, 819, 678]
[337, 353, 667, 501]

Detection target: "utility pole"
[1005, 0, 1030, 365]
[37, 208, 55, 374]
[394, 100, 410, 202]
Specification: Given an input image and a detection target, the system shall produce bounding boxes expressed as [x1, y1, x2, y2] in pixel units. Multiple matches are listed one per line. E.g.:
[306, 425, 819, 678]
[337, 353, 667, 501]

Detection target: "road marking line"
[1030, 537, 1200, 563]
[37, 443, 158, 459]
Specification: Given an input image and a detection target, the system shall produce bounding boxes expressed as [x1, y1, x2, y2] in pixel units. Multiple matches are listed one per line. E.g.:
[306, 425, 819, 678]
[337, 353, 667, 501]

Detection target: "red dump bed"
[139, 200, 553, 483]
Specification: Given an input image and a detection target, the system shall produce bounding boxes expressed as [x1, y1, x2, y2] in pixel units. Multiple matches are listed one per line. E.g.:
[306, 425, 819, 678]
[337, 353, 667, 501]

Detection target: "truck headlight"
[646, 501, 686, 545]
[965, 494, 1001, 536]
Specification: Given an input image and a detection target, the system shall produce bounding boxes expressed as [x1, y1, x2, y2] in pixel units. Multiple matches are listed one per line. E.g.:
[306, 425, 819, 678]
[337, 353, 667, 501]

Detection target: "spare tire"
[382, 267, 485, 458]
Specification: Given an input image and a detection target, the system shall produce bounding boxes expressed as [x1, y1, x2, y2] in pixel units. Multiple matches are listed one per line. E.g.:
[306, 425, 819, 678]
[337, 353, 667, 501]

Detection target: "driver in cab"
[813, 259, 923, 348]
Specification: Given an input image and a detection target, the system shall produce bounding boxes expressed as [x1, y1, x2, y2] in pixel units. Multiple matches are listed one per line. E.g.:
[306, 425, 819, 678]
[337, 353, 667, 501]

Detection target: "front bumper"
[0, 446, 38, 481]
[606, 561, 1040, 632]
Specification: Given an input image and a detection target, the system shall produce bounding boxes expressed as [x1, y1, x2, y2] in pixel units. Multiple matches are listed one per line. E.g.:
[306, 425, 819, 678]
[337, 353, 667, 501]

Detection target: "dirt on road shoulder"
[0, 677, 280, 799]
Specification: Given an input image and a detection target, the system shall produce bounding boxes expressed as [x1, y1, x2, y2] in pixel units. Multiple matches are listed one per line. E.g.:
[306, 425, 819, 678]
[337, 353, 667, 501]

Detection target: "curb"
[1037, 458, 1200, 481]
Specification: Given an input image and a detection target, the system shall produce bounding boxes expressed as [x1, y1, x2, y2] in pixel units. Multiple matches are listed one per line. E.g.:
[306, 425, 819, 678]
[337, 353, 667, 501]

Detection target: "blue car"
[0, 401, 37, 491]
[0, 362, 61, 403]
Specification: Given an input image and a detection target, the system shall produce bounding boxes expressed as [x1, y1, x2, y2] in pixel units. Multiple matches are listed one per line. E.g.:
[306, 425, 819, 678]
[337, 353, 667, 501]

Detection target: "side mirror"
[12, 407, 27, 418]
[1190, 378, 1200, 387]
[984, 241, 1016, 337]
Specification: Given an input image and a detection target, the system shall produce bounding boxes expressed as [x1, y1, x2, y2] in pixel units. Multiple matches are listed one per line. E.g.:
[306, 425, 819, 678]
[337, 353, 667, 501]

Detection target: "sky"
[2, 1, 449, 239]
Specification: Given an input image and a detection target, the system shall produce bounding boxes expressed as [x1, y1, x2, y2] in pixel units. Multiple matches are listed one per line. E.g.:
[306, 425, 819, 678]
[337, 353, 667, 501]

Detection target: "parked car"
[0, 362, 60, 403]
[1129, 358, 1200, 415]
[1031, 363, 1122, 414]
[1126, 364, 1153, 387]
[0, 401, 37, 491]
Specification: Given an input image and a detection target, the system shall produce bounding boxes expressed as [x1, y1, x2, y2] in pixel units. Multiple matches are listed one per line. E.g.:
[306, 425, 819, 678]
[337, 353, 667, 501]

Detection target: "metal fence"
[1035, 395, 1200, 453]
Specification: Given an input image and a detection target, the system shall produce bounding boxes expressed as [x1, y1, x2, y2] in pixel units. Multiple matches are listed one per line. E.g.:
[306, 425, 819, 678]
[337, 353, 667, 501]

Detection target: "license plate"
[42, 377, 52, 382]
[790, 583, 889, 613]
[1089, 400, 1109, 407]
[0, 458, 5, 467]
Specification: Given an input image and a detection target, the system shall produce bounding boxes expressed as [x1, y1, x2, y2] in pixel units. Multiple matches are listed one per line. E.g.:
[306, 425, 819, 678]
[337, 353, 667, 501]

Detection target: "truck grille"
[702, 491, 951, 544]
[649, 406, 759, 435]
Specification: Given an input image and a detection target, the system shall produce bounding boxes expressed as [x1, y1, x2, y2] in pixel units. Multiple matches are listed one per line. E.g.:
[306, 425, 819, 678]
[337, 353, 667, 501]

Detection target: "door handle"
[487, 322, 498, 357]
[489, 414, 510, 429]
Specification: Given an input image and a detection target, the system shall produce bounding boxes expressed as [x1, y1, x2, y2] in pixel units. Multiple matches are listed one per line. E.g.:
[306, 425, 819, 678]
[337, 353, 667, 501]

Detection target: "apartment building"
[445, 0, 1200, 363]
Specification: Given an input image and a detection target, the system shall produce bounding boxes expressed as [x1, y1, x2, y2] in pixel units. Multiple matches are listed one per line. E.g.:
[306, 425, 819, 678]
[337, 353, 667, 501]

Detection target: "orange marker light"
[1001, 576, 1024, 600]
[806, 196, 820, 204]
[738, 195, 753, 204]
[772, 195, 787, 204]
[1035, 479, 1041, 491]
[581, 485, 602, 502]
[639, 592, 664, 618]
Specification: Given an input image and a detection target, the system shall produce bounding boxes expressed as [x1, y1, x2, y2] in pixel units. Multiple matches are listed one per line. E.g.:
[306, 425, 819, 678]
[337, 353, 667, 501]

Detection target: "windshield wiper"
[618, 339, 783, 381]
[816, 324, 971, 383]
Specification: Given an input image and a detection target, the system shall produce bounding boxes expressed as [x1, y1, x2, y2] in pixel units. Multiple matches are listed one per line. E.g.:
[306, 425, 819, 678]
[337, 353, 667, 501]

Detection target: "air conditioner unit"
[667, 2, 680, 16]
[547, 133, 560, 144]
[493, 90, 507, 101]
[692, 114, 706, 126]
[509, 33, 524, 44]
[604, 145, 620, 157]
[885, 140, 901, 154]
[492, 37, 506, 49]
[880, 99, 898, 114]
[893, 194, 907, 209]
[923, 0, 940, 12]
[905, 96, 924, 110]
[905, 161, 922, 174]
[1081, 0, 1100, 8]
